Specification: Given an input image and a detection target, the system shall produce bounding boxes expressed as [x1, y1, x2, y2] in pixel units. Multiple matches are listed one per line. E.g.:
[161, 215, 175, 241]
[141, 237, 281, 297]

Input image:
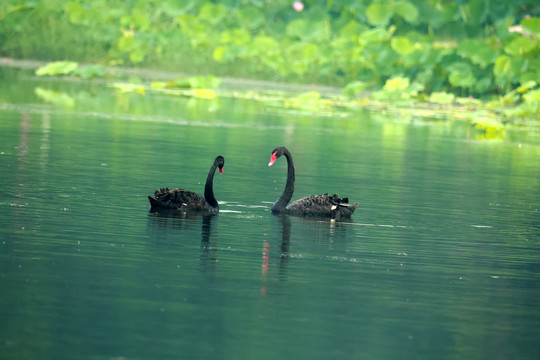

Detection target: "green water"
[1, 67, 539, 359]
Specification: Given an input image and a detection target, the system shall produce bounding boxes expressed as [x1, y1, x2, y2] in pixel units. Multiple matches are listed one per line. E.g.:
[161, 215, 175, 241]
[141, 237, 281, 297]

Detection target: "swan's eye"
[268, 152, 278, 166]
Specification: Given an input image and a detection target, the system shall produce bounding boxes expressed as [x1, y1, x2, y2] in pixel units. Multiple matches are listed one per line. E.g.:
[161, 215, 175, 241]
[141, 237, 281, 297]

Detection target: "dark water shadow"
[146, 211, 221, 281]
[274, 214, 291, 276]
[199, 215, 219, 280]
[149, 211, 219, 279]
[146, 211, 219, 258]
[147, 206, 219, 227]
[290, 215, 355, 249]
[260, 214, 355, 298]
[261, 215, 291, 296]
[149, 207, 217, 221]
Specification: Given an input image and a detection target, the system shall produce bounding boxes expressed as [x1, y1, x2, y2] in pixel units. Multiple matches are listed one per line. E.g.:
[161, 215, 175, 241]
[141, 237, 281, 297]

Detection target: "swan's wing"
[150, 187, 208, 210]
[286, 194, 336, 216]
[330, 193, 359, 216]
[287, 193, 358, 217]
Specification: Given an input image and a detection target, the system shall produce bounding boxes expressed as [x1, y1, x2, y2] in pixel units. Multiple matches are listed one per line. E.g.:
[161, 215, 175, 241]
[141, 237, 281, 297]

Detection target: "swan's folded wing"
[150, 188, 208, 210]
[286, 194, 336, 216]
[287, 193, 358, 218]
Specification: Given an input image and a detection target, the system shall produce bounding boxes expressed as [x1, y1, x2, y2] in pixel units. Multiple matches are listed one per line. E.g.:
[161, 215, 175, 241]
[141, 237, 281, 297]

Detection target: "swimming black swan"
[268, 147, 358, 219]
[148, 155, 224, 213]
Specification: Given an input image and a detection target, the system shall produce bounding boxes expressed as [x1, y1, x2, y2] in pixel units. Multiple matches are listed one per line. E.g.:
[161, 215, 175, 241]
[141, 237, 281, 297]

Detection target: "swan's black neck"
[272, 149, 295, 212]
[204, 163, 219, 209]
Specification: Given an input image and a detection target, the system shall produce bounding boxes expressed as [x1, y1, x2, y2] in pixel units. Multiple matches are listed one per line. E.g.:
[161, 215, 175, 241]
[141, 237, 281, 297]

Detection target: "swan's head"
[268, 146, 286, 166]
[215, 155, 225, 174]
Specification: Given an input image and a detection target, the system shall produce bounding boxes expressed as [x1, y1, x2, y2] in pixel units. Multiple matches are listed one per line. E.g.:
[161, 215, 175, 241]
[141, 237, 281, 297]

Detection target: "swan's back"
[149, 187, 215, 212]
[285, 193, 358, 219]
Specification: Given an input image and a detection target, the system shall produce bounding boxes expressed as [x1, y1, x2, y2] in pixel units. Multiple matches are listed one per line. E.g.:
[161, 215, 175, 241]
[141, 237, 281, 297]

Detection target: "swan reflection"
[261, 215, 291, 296]
[147, 212, 219, 258]
[261, 214, 355, 296]
[199, 215, 219, 279]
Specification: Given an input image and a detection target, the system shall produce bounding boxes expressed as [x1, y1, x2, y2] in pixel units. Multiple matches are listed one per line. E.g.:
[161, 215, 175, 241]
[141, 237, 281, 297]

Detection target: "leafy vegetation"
[1, 0, 539, 119]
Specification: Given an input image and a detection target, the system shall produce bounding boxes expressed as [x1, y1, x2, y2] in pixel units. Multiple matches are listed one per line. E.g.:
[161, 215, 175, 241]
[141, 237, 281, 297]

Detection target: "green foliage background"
[0, 0, 539, 116]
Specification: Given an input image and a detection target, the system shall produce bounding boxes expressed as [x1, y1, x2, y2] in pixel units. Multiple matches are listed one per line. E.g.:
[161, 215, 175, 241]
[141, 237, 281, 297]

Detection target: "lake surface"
[1, 66, 539, 359]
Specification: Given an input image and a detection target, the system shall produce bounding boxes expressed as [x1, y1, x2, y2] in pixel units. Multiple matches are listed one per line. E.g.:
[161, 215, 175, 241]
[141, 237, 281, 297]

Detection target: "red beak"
[268, 152, 277, 166]
[219, 168, 224, 174]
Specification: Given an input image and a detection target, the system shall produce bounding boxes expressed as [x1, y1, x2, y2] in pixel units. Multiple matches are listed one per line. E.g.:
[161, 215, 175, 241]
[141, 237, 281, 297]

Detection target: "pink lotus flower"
[293, 2, 304, 12]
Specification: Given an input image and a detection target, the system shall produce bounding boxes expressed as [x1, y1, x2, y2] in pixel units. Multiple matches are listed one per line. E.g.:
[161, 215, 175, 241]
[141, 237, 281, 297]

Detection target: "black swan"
[268, 146, 358, 219]
[148, 155, 224, 213]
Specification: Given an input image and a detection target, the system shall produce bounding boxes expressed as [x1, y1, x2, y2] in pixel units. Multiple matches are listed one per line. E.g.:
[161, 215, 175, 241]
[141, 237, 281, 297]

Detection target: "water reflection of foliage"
[30, 59, 538, 130]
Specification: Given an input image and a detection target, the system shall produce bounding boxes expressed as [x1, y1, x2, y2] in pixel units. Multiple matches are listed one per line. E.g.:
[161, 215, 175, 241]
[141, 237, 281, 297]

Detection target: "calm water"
[1, 67, 539, 359]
